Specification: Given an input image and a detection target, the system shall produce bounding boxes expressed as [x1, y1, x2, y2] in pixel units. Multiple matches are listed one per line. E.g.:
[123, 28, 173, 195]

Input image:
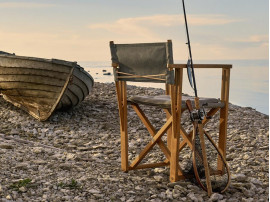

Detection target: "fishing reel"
[189, 104, 211, 123]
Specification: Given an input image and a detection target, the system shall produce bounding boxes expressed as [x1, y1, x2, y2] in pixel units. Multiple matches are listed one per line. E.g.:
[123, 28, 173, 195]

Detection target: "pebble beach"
[0, 82, 268, 201]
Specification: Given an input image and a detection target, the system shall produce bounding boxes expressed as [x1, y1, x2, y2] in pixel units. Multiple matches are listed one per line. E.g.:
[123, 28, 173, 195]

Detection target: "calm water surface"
[80, 60, 269, 115]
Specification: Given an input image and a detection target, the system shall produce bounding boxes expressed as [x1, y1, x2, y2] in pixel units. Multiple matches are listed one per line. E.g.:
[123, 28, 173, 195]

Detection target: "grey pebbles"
[0, 82, 268, 201]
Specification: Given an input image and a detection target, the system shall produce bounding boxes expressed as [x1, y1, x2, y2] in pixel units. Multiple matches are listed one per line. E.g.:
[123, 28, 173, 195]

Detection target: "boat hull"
[0, 54, 94, 121]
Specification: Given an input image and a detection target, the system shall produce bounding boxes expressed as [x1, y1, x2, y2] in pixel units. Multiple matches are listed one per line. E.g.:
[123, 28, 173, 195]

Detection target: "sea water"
[80, 60, 269, 115]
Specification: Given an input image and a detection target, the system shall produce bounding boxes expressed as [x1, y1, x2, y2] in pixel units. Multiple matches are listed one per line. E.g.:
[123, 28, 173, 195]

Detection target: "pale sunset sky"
[0, 0, 268, 62]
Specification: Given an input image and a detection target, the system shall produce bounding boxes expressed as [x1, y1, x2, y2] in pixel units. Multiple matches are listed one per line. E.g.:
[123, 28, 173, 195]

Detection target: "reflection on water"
[79, 60, 269, 115]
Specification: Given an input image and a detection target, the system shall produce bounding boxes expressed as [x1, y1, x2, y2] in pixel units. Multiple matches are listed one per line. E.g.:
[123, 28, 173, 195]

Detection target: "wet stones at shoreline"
[102, 69, 111, 75]
[0, 82, 268, 201]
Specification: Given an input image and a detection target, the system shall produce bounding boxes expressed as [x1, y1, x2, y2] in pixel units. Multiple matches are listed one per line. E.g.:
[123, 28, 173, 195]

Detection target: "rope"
[116, 71, 166, 81]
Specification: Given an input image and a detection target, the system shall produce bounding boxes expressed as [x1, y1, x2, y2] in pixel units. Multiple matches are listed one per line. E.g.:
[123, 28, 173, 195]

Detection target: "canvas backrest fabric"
[110, 41, 174, 84]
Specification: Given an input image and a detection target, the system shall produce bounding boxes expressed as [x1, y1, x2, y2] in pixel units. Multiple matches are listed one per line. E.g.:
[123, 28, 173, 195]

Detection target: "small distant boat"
[0, 51, 94, 121]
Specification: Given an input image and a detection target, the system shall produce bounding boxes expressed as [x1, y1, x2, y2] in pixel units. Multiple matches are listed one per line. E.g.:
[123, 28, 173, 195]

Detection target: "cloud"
[0, 13, 265, 61]
[89, 16, 162, 41]
[88, 14, 241, 43]
[89, 14, 241, 31]
[241, 35, 268, 46]
[226, 35, 269, 48]
[0, 29, 109, 61]
[0, 2, 55, 8]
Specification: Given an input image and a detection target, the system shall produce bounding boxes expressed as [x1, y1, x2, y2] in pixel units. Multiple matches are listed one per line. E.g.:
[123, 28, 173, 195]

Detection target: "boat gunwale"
[0, 54, 77, 67]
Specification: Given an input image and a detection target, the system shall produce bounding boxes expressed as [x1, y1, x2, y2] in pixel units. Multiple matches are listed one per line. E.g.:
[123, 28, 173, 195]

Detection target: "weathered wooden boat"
[0, 51, 94, 121]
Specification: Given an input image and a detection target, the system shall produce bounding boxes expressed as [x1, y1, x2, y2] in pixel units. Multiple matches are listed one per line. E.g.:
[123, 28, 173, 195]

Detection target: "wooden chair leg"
[170, 125, 181, 182]
[115, 81, 128, 171]
[218, 68, 230, 171]
[170, 68, 183, 182]
[165, 84, 172, 151]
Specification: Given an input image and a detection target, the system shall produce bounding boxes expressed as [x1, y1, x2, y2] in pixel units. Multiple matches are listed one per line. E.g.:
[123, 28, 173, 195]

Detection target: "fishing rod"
[181, 0, 231, 196]
[181, 0, 212, 196]
[182, 0, 197, 98]
[182, 0, 205, 123]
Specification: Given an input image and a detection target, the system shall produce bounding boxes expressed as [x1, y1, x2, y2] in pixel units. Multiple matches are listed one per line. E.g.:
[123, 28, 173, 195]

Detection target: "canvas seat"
[110, 40, 231, 182]
[128, 95, 224, 109]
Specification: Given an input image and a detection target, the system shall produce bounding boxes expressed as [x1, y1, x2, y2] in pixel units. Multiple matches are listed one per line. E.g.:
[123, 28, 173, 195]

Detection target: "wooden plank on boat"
[0, 57, 72, 73]
[0, 66, 70, 80]
[0, 82, 63, 92]
[0, 75, 66, 86]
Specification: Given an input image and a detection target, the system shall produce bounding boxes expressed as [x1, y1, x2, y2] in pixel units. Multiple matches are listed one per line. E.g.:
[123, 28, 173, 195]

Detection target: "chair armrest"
[169, 63, 231, 105]
[168, 64, 232, 69]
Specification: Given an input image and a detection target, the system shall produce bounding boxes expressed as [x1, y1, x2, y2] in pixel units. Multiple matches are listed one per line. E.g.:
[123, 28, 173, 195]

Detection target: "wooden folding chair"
[109, 40, 231, 182]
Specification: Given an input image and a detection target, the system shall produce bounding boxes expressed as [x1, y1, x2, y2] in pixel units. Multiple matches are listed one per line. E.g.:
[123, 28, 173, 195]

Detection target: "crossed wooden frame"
[113, 62, 231, 182]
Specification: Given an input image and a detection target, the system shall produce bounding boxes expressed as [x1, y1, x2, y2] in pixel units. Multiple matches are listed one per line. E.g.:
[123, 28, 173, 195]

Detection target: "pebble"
[231, 174, 247, 182]
[0, 82, 268, 201]
[59, 163, 73, 170]
[33, 160, 47, 165]
[187, 192, 198, 202]
[89, 189, 100, 194]
[66, 153, 76, 160]
[249, 177, 262, 185]
[0, 144, 13, 149]
[32, 147, 44, 154]
[153, 175, 163, 182]
[6, 195, 12, 200]
[209, 193, 223, 201]
[15, 163, 28, 170]
[18, 187, 27, 193]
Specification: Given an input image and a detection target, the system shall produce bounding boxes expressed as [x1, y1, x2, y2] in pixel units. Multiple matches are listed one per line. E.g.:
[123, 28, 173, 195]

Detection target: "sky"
[0, 0, 268, 62]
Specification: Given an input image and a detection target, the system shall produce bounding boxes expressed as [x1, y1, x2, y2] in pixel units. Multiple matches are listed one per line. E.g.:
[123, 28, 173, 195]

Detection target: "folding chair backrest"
[110, 41, 174, 84]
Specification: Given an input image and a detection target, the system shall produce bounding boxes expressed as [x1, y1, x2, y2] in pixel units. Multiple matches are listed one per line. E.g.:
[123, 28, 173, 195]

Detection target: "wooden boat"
[0, 51, 94, 121]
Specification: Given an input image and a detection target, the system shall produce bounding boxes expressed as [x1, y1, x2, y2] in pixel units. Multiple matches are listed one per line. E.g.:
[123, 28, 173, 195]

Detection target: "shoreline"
[0, 82, 268, 201]
[87, 64, 269, 116]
